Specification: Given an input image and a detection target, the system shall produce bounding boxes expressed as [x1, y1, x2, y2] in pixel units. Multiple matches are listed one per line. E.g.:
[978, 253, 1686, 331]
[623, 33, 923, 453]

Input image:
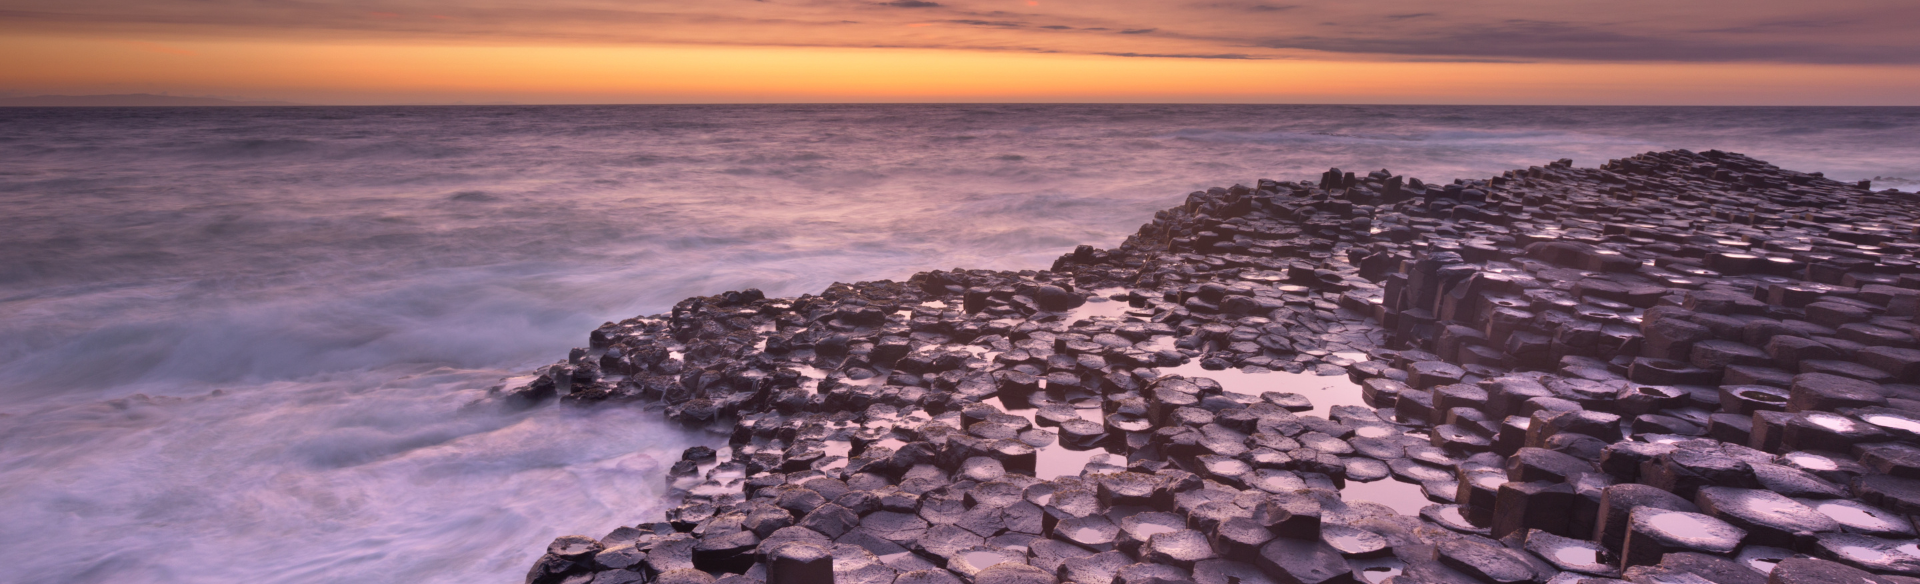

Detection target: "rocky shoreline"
[510, 150, 1920, 584]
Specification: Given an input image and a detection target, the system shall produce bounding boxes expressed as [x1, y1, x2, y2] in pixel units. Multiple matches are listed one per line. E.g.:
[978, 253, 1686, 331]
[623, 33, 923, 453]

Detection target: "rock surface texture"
[514, 151, 1920, 584]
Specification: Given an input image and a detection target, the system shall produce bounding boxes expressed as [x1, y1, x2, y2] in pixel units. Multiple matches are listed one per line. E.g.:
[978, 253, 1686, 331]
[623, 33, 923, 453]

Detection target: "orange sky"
[4, 0, 1919, 104]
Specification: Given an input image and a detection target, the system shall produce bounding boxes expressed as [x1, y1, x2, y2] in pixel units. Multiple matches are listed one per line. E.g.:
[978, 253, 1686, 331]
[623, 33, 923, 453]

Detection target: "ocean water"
[1, 104, 1916, 583]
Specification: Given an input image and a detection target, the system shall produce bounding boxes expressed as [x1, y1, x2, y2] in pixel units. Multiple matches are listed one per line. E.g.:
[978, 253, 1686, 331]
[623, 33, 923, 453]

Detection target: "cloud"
[1191, 1, 1297, 11]
[948, 19, 1021, 27]
[1098, 52, 1259, 59]
[1256, 17, 1920, 64]
[1, 0, 1915, 65]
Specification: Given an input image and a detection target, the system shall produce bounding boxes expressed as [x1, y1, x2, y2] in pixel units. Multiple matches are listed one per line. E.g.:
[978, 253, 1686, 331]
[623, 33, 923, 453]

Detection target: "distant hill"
[0, 94, 301, 107]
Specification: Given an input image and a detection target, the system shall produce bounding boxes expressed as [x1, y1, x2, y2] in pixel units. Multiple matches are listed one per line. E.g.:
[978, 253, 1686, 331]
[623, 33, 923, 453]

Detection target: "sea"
[1, 104, 1917, 583]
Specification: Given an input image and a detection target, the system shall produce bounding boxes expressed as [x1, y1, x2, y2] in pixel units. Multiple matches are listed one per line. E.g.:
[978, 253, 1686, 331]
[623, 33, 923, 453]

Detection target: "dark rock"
[1524, 530, 1616, 577]
[896, 570, 965, 584]
[1318, 524, 1389, 559]
[1436, 537, 1537, 584]
[1491, 480, 1578, 539]
[1621, 507, 1745, 570]
[1694, 486, 1838, 548]
[765, 543, 834, 584]
[1811, 532, 1920, 575]
[1143, 529, 1219, 570]
[1801, 498, 1915, 537]
[973, 563, 1059, 584]
[1115, 562, 1196, 584]
[1060, 550, 1131, 584]
[1653, 551, 1765, 584]
[1765, 556, 1895, 584]
[691, 529, 761, 573]
[654, 569, 720, 584]
[1254, 537, 1352, 584]
[1787, 373, 1886, 412]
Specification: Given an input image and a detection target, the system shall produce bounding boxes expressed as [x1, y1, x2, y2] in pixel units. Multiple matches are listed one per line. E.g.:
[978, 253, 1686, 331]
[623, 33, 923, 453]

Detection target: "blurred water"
[0, 104, 1916, 583]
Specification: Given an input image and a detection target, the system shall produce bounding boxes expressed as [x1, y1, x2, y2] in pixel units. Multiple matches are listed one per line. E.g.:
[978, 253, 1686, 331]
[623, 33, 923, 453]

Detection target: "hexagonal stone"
[1115, 562, 1194, 584]
[1803, 498, 1915, 538]
[1407, 361, 1466, 389]
[1691, 339, 1770, 370]
[1859, 346, 1920, 383]
[1694, 487, 1838, 548]
[1787, 372, 1886, 412]
[1319, 524, 1388, 559]
[1651, 551, 1764, 584]
[654, 568, 720, 584]
[1620, 507, 1745, 569]
[765, 542, 833, 584]
[1781, 412, 1891, 452]
[1254, 537, 1350, 584]
[1143, 529, 1219, 570]
[1436, 537, 1536, 584]
[1767, 556, 1896, 584]
[973, 563, 1059, 584]
[1523, 530, 1616, 577]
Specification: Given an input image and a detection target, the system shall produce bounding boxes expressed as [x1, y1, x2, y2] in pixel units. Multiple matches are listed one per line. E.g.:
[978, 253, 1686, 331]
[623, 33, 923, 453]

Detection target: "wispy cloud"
[0, 0, 1915, 64]
[1098, 52, 1259, 59]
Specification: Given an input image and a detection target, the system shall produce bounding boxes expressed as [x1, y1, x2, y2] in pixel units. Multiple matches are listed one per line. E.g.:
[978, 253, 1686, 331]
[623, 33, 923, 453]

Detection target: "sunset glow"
[3, 1, 1918, 104]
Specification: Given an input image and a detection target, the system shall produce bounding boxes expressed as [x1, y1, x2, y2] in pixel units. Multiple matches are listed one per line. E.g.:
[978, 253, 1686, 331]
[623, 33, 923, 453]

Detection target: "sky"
[2, 0, 1919, 104]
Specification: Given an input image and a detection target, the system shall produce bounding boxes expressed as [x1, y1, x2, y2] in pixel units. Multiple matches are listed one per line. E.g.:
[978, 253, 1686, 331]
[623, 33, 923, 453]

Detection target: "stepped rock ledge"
[509, 150, 1920, 584]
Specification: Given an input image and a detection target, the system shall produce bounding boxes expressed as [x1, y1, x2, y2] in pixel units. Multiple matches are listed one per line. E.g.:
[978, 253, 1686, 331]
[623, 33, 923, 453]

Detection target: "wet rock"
[950, 546, 1029, 578]
[1192, 559, 1276, 584]
[1525, 530, 1617, 577]
[1621, 508, 1745, 569]
[1027, 538, 1098, 575]
[1255, 537, 1352, 584]
[1765, 556, 1895, 584]
[1436, 537, 1537, 584]
[550, 535, 607, 561]
[527, 553, 588, 584]
[1787, 373, 1886, 412]
[1037, 286, 1086, 312]
[1115, 562, 1196, 584]
[1060, 551, 1131, 584]
[797, 504, 860, 539]
[594, 544, 649, 572]
[1508, 447, 1593, 483]
[1855, 475, 1920, 515]
[1319, 524, 1389, 559]
[973, 563, 1059, 584]
[594, 570, 649, 584]
[1144, 529, 1219, 570]
[691, 530, 761, 573]
[655, 569, 721, 584]
[1750, 463, 1847, 499]
[895, 570, 965, 584]
[1409, 361, 1467, 389]
[1643, 448, 1757, 500]
[1492, 480, 1578, 539]
[1811, 532, 1920, 575]
[1422, 504, 1493, 536]
[1802, 498, 1915, 537]
[1651, 551, 1764, 584]
[1781, 412, 1890, 452]
[765, 543, 833, 584]
[1056, 515, 1121, 551]
[1695, 486, 1837, 548]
